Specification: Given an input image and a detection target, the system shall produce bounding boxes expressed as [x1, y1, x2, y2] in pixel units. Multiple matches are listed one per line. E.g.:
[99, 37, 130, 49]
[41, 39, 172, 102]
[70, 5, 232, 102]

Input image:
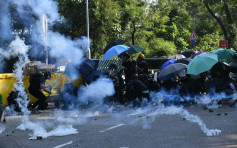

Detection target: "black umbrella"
[158, 63, 187, 80]
[127, 45, 144, 55]
[79, 59, 97, 77]
[174, 58, 191, 65]
[64, 59, 97, 78]
[104, 39, 127, 54]
[180, 50, 196, 58]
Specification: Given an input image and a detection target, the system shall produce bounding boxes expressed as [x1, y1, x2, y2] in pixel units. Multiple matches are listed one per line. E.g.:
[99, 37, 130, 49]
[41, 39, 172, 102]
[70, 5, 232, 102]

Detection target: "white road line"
[53, 141, 73, 148]
[99, 124, 125, 133]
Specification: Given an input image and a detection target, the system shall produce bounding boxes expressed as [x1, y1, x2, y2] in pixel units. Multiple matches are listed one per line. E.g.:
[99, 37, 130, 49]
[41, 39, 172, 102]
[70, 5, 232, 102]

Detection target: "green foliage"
[25, 0, 237, 58]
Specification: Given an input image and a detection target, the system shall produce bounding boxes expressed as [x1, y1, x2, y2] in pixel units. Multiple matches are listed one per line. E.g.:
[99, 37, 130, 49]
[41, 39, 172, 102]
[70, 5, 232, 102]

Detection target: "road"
[0, 104, 237, 148]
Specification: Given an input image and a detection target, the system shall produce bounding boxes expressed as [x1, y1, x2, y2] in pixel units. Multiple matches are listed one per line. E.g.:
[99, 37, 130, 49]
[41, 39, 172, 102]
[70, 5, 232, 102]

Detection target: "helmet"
[138, 54, 145, 59]
[44, 71, 51, 78]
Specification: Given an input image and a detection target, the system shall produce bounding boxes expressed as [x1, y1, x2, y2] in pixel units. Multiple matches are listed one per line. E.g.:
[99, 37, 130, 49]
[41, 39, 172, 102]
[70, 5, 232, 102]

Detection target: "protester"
[104, 63, 124, 104]
[28, 71, 52, 110]
[136, 54, 148, 76]
[120, 52, 137, 83]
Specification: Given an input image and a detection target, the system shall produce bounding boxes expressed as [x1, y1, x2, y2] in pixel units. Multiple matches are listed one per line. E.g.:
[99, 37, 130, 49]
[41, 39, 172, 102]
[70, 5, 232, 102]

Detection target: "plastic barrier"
[0, 73, 67, 106]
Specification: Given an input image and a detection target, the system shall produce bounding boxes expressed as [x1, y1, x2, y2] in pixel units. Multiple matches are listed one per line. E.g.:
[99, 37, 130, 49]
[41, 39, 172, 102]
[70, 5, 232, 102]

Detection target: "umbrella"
[64, 59, 97, 78]
[174, 58, 191, 65]
[160, 59, 177, 71]
[79, 59, 97, 77]
[212, 48, 224, 54]
[158, 63, 187, 80]
[187, 53, 218, 75]
[127, 45, 144, 55]
[180, 50, 196, 58]
[104, 39, 127, 53]
[168, 54, 186, 60]
[190, 51, 209, 59]
[103, 45, 129, 61]
[213, 49, 236, 63]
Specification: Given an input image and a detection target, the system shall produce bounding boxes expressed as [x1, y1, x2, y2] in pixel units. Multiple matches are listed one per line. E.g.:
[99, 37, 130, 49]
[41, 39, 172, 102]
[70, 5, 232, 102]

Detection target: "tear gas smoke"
[17, 117, 78, 138]
[0, 123, 5, 134]
[9, 37, 31, 115]
[79, 77, 115, 105]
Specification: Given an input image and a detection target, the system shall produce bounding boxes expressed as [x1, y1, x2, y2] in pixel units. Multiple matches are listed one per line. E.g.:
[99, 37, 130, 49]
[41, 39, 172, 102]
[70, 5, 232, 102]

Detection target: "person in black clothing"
[120, 52, 137, 83]
[28, 71, 52, 110]
[136, 54, 148, 76]
[104, 63, 124, 104]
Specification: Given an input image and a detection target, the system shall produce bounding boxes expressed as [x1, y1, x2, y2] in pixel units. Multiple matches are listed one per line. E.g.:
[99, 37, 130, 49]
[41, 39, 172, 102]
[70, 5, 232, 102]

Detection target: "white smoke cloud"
[79, 77, 115, 105]
[17, 117, 78, 138]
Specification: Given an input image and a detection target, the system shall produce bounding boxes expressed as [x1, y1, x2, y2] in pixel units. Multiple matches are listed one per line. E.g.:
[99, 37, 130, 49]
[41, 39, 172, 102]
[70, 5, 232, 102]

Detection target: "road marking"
[99, 124, 125, 133]
[53, 141, 73, 148]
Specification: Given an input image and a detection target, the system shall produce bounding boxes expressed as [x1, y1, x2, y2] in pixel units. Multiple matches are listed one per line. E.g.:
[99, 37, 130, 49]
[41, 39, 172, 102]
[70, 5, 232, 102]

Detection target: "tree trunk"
[204, 2, 228, 40]
[131, 21, 136, 45]
[224, 0, 235, 48]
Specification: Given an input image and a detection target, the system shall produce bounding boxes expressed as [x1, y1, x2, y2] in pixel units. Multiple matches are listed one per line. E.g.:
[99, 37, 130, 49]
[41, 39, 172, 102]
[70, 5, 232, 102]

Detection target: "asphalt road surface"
[0, 104, 237, 148]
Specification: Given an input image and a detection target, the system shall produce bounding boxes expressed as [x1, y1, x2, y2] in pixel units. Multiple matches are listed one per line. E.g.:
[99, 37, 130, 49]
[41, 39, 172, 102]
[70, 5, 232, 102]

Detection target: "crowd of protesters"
[103, 52, 237, 106]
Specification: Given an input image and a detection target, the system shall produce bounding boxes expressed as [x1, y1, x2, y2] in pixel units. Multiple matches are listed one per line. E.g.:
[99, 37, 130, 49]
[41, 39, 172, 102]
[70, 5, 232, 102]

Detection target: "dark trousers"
[29, 88, 46, 109]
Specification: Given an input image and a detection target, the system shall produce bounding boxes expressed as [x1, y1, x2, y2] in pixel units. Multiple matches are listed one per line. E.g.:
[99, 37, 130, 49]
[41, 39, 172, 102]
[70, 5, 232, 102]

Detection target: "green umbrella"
[127, 45, 144, 55]
[214, 49, 236, 63]
[187, 53, 218, 75]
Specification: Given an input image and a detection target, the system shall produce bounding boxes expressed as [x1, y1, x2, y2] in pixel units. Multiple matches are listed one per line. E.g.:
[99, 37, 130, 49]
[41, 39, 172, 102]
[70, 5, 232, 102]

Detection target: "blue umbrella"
[160, 59, 177, 71]
[103, 45, 129, 61]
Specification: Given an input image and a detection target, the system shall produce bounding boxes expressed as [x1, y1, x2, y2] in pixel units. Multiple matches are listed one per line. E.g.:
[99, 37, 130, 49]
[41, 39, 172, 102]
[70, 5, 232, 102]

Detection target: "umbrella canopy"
[212, 48, 224, 54]
[168, 54, 186, 60]
[187, 53, 218, 75]
[158, 63, 187, 80]
[104, 39, 127, 53]
[190, 51, 209, 59]
[127, 45, 144, 55]
[160, 59, 177, 71]
[174, 58, 191, 65]
[64, 59, 97, 78]
[213, 49, 236, 63]
[79, 59, 97, 77]
[103, 45, 129, 61]
[180, 50, 196, 58]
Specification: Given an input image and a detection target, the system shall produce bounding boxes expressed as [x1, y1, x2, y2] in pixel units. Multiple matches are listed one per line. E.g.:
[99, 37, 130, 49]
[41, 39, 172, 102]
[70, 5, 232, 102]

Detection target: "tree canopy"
[6, 0, 237, 59]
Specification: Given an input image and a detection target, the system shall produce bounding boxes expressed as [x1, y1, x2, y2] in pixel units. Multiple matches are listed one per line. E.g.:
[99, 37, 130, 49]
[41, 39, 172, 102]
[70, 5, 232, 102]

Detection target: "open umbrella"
[158, 63, 187, 80]
[174, 58, 191, 65]
[190, 51, 209, 59]
[79, 59, 97, 77]
[213, 49, 236, 63]
[187, 53, 218, 75]
[64, 59, 97, 78]
[168, 54, 186, 60]
[160, 59, 177, 71]
[103, 45, 129, 61]
[104, 39, 127, 53]
[180, 50, 196, 58]
[127, 45, 144, 55]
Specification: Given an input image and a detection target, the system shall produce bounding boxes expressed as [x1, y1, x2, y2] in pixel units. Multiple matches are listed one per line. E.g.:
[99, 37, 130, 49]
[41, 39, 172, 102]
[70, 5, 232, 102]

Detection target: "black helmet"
[44, 71, 51, 78]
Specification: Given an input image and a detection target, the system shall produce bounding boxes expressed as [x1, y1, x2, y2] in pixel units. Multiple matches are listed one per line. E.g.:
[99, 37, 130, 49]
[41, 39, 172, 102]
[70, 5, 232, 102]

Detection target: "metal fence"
[97, 59, 123, 72]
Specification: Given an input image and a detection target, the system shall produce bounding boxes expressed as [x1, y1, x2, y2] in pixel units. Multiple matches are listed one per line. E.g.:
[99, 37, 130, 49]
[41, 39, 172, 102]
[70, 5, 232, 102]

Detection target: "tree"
[204, 0, 237, 49]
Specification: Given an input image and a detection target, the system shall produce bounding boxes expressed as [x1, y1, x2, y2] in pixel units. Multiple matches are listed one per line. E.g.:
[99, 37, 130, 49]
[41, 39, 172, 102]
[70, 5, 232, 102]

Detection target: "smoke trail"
[9, 37, 30, 115]
[146, 106, 221, 136]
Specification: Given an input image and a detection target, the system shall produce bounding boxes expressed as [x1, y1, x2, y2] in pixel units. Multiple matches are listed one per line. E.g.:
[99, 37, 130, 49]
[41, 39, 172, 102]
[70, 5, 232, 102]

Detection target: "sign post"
[219, 40, 228, 48]
[188, 31, 199, 50]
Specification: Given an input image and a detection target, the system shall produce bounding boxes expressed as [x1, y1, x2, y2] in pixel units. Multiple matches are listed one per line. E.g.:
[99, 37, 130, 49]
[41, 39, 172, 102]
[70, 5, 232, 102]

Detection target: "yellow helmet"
[138, 54, 145, 59]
